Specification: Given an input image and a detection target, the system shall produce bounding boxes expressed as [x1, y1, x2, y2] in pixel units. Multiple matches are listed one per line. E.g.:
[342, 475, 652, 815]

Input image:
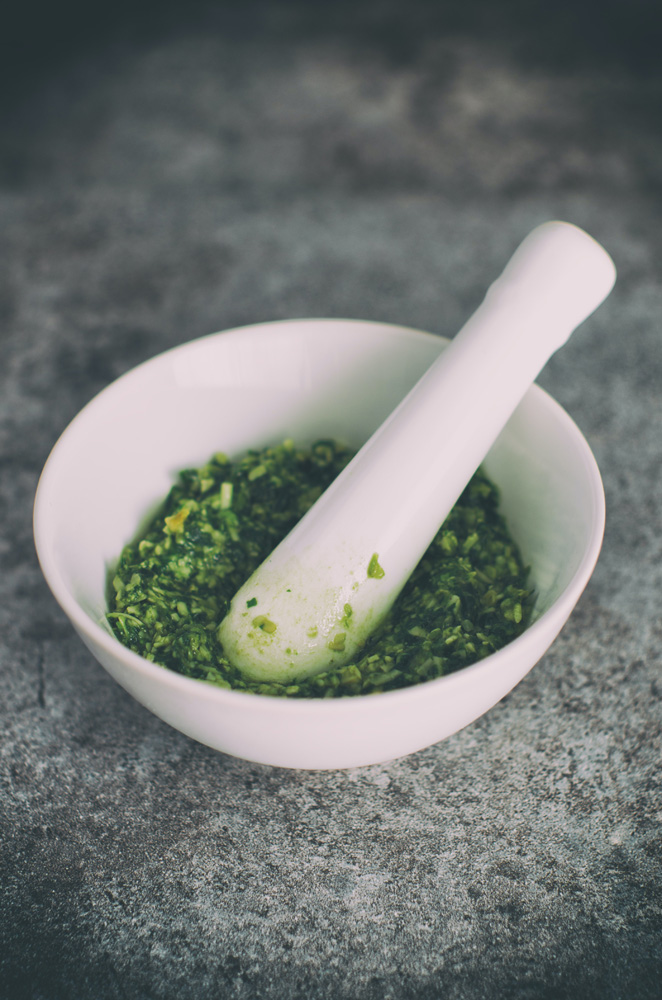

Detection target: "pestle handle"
[218, 222, 616, 683]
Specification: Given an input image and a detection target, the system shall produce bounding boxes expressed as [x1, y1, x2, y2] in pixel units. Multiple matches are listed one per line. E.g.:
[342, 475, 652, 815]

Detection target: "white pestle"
[218, 221, 616, 684]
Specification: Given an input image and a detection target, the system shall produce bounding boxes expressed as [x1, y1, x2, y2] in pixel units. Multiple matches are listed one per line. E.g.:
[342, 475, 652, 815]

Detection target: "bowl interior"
[35, 318, 603, 692]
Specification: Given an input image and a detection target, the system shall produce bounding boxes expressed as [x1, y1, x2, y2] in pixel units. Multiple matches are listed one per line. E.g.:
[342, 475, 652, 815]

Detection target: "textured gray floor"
[1, 2, 661, 998]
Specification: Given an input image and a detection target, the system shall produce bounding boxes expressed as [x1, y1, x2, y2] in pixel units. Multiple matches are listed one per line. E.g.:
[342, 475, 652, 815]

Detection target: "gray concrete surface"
[1, 2, 661, 997]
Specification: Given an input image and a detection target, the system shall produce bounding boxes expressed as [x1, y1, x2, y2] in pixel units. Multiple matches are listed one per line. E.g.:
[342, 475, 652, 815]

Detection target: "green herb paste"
[107, 440, 533, 698]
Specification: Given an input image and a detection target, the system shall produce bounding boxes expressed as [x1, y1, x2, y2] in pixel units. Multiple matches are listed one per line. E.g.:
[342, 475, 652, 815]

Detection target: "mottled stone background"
[1, 1, 661, 998]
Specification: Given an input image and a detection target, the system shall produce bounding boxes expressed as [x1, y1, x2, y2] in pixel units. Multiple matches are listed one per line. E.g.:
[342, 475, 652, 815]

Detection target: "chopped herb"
[220, 482, 233, 509]
[253, 615, 277, 634]
[108, 440, 534, 698]
[164, 507, 189, 533]
[367, 553, 385, 579]
[327, 632, 347, 652]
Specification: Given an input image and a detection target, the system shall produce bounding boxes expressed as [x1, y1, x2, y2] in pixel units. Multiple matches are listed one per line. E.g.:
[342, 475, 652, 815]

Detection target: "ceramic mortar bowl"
[33, 319, 605, 769]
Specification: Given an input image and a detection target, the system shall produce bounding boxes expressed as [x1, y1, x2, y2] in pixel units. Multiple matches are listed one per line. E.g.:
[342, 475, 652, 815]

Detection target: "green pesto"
[107, 439, 534, 698]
